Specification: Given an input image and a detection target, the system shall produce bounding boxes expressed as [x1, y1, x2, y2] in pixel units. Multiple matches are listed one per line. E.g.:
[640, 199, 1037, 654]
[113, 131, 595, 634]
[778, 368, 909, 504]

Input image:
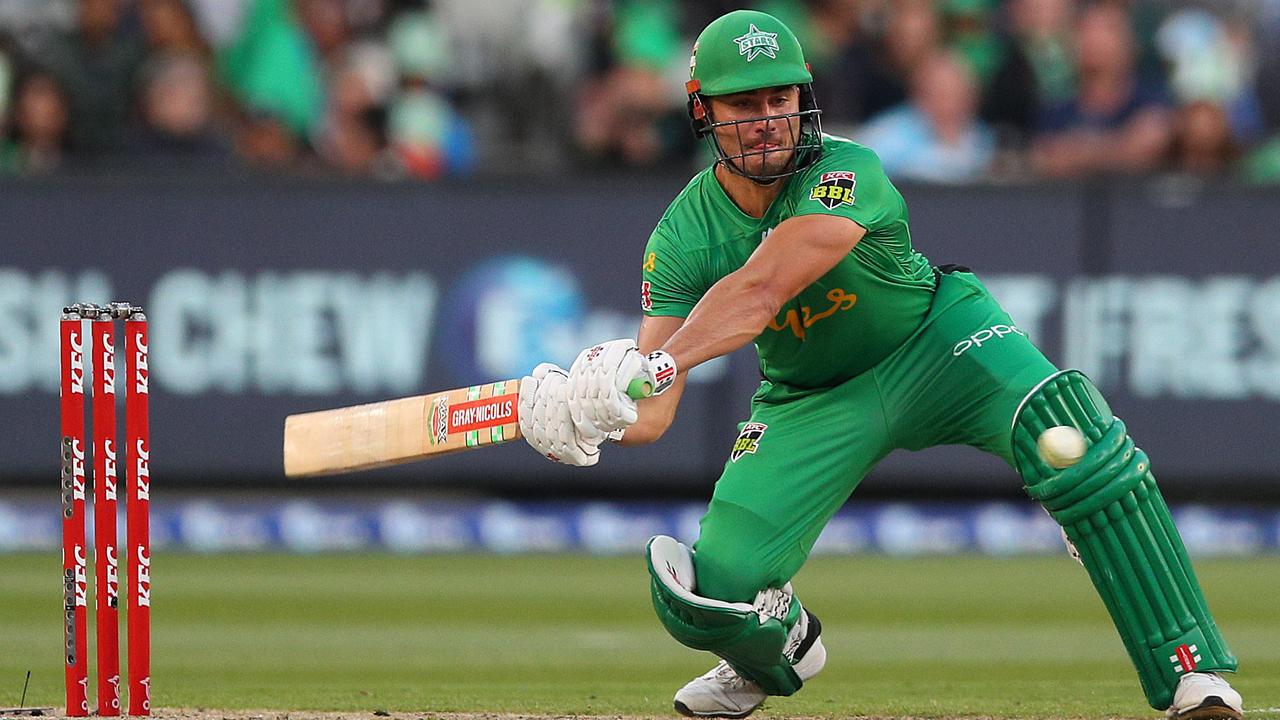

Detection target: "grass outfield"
[1, 553, 1277, 718]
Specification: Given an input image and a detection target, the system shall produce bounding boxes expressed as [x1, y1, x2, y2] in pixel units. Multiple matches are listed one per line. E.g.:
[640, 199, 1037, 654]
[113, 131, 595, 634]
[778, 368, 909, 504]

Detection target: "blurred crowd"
[0, 0, 1278, 183]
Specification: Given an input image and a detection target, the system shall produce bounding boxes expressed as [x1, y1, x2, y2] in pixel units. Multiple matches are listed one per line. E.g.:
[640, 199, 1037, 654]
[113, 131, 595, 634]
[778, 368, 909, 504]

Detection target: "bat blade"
[283, 379, 522, 477]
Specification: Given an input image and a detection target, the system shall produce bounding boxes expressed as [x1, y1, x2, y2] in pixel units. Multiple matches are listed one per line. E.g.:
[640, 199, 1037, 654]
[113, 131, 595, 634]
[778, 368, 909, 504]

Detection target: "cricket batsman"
[517, 10, 1243, 719]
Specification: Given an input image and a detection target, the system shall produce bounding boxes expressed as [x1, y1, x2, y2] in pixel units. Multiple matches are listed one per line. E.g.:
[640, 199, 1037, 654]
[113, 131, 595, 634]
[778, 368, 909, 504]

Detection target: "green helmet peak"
[689, 10, 812, 97]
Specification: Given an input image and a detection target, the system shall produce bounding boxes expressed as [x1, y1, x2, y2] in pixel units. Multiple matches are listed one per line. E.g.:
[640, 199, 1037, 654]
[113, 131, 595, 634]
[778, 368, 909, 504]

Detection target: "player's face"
[708, 86, 801, 178]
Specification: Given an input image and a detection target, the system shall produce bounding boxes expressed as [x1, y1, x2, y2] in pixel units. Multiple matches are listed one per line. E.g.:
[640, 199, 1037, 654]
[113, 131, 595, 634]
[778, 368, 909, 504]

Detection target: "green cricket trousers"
[693, 269, 1058, 600]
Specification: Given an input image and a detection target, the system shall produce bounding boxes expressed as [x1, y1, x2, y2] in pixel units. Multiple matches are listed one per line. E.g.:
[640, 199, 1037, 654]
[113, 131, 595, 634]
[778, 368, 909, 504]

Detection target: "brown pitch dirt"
[28, 715, 693, 720]
[19, 713, 1140, 720]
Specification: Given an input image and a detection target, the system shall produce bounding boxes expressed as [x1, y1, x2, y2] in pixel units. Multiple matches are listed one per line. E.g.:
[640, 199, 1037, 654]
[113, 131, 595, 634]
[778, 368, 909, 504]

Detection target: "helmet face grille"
[696, 86, 823, 184]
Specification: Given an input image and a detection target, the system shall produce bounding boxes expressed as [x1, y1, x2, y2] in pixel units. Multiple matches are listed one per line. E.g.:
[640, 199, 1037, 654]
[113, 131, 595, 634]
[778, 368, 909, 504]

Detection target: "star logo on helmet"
[734, 24, 779, 62]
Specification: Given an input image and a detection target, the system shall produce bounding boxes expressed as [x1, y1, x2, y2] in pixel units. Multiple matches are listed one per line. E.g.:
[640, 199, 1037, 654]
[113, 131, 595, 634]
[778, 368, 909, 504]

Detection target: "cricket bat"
[283, 377, 652, 477]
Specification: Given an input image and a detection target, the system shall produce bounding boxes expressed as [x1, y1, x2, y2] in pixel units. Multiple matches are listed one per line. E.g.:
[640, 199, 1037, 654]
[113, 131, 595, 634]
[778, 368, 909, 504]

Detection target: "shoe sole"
[673, 699, 761, 719]
[1171, 697, 1243, 720]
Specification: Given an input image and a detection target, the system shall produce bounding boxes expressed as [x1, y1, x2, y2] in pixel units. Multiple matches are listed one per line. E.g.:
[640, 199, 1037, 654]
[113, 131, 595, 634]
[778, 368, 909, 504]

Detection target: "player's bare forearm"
[620, 374, 687, 445]
[660, 214, 865, 371]
[622, 314, 688, 446]
[659, 271, 779, 370]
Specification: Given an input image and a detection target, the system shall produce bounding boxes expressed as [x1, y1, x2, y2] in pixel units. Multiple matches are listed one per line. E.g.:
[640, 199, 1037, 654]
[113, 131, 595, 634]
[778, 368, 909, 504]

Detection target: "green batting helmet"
[689, 9, 813, 96]
[685, 10, 823, 183]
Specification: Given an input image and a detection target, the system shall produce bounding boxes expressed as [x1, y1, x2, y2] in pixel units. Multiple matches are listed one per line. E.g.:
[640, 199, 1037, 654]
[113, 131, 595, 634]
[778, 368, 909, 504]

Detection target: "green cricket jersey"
[642, 134, 936, 389]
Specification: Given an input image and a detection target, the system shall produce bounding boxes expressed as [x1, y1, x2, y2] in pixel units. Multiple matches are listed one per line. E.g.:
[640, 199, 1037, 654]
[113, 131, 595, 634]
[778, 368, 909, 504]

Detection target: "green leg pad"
[646, 536, 804, 696]
[1012, 371, 1237, 710]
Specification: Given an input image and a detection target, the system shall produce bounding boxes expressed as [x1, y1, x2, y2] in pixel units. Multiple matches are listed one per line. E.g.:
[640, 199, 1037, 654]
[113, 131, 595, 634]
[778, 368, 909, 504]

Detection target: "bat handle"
[626, 377, 653, 400]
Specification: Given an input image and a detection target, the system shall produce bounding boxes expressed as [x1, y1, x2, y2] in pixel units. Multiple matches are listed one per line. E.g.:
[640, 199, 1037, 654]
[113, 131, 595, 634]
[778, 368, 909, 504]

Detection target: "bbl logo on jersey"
[730, 422, 768, 462]
[810, 171, 856, 209]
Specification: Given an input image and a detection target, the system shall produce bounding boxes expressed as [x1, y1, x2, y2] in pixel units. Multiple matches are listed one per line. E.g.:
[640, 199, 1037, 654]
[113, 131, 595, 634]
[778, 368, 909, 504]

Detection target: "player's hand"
[566, 339, 678, 437]
[518, 363, 603, 467]
[567, 340, 644, 436]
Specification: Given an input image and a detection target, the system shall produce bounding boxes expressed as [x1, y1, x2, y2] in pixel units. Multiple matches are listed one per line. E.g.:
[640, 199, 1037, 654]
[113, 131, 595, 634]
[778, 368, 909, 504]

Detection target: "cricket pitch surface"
[5, 554, 1277, 720]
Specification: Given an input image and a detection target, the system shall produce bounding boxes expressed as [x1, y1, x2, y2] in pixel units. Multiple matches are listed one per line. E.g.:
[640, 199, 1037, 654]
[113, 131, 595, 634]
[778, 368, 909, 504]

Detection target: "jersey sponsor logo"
[734, 24, 779, 62]
[810, 171, 856, 209]
[449, 395, 516, 434]
[641, 281, 653, 311]
[643, 252, 656, 273]
[730, 422, 767, 462]
[952, 324, 1027, 356]
[767, 288, 858, 340]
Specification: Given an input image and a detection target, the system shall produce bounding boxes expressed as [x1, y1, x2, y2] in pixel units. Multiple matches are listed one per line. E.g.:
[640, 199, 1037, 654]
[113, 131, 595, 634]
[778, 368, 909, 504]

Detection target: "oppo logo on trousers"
[953, 324, 1027, 357]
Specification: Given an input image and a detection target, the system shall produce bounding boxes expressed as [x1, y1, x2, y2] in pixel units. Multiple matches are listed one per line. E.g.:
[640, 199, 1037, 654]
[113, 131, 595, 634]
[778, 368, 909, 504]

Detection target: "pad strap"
[1012, 371, 1237, 710]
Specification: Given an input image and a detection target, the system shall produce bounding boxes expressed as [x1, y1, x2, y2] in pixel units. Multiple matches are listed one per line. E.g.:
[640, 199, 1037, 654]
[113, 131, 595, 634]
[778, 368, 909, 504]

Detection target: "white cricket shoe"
[672, 610, 826, 718]
[1167, 672, 1244, 720]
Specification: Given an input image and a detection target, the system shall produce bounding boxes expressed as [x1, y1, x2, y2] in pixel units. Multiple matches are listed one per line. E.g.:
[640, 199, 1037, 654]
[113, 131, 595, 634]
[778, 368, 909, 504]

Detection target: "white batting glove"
[566, 340, 678, 438]
[568, 339, 645, 435]
[518, 363, 603, 467]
